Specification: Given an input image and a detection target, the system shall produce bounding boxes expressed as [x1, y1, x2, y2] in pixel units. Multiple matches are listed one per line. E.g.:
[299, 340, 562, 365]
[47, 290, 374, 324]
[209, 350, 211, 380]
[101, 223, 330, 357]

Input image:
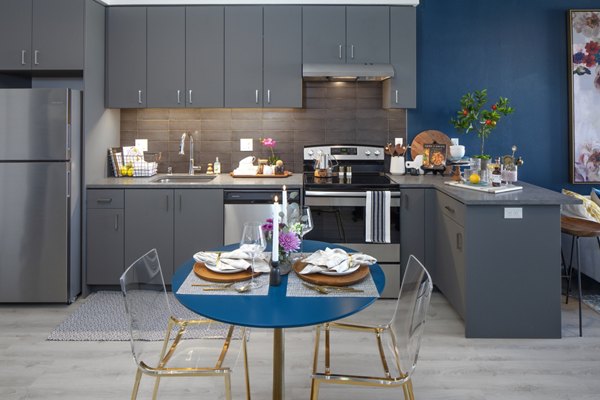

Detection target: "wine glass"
[298, 206, 313, 257]
[238, 222, 266, 290]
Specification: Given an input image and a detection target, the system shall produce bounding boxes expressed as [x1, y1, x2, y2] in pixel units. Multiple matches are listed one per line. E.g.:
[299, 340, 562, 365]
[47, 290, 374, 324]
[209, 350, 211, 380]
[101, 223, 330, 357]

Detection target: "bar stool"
[560, 215, 600, 337]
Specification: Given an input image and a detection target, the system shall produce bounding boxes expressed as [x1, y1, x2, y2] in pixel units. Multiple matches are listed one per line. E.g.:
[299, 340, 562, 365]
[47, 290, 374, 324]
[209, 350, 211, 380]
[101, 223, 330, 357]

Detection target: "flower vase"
[278, 252, 294, 275]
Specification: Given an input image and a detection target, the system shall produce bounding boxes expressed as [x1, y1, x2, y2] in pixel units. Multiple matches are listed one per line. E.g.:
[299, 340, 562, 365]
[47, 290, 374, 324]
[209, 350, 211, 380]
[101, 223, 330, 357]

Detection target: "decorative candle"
[282, 185, 288, 226]
[272, 195, 279, 262]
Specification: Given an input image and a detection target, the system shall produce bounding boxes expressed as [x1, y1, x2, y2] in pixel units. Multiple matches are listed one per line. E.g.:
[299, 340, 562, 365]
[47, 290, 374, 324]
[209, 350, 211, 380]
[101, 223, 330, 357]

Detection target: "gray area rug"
[48, 291, 240, 341]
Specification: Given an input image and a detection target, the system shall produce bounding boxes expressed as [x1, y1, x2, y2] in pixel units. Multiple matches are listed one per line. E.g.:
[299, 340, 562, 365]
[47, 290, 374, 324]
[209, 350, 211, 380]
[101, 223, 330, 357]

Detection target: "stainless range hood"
[303, 63, 395, 82]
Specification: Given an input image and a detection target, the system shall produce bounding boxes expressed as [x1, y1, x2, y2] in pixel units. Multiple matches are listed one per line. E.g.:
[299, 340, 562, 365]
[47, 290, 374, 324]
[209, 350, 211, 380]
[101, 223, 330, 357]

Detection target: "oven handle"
[305, 190, 401, 198]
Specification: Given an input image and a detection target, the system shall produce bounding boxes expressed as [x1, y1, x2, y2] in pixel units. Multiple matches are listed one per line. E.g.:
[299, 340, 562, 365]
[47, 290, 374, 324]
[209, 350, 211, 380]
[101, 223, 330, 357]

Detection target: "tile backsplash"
[120, 81, 407, 173]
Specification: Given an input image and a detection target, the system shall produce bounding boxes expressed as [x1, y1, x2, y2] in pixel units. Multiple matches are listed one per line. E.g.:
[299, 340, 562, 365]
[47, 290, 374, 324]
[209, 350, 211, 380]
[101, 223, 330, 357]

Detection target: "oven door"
[303, 190, 401, 244]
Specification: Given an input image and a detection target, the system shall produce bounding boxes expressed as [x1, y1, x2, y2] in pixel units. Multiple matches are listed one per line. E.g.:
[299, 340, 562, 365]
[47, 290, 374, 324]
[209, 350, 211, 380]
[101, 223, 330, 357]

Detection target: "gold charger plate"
[193, 262, 261, 283]
[292, 261, 369, 287]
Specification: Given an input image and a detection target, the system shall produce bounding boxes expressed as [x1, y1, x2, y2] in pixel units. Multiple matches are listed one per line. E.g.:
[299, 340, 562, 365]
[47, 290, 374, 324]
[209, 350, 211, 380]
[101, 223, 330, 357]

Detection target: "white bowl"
[449, 145, 465, 160]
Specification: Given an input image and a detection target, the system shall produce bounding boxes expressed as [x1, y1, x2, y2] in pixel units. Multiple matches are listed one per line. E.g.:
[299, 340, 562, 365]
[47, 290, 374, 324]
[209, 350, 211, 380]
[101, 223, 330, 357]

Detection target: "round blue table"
[172, 240, 385, 400]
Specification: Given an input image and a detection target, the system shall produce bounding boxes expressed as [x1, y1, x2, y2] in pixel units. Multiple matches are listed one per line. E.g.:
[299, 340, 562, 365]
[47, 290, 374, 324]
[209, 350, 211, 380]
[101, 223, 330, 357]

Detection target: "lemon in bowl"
[469, 173, 481, 185]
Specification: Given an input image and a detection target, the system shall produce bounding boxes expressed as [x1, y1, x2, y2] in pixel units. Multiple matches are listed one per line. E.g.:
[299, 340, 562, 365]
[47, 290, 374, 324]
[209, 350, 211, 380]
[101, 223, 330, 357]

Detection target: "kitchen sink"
[150, 175, 216, 184]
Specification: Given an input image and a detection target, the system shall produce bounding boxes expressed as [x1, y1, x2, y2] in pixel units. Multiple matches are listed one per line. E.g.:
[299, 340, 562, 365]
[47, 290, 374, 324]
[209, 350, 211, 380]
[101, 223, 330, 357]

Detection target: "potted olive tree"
[450, 89, 514, 163]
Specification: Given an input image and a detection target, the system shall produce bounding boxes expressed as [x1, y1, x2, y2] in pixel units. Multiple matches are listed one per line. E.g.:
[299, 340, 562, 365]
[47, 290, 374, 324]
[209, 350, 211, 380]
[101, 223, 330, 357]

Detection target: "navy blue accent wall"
[409, 0, 599, 192]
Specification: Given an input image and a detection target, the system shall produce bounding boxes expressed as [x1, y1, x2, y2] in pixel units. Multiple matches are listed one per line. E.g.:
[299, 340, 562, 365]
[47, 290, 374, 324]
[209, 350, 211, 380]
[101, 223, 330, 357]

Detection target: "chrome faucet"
[179, 132, 201, 175]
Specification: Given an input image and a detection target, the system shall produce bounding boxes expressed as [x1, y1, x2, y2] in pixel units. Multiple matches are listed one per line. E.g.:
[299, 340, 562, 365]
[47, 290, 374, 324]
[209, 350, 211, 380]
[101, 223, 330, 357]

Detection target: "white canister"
[262, 165, 274, 175]
[390, 156, 406, 175]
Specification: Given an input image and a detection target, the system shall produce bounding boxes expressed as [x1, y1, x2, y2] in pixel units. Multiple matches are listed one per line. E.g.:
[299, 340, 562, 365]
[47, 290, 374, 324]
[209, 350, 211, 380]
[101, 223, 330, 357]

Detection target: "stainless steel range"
[303, 144, 401, 298]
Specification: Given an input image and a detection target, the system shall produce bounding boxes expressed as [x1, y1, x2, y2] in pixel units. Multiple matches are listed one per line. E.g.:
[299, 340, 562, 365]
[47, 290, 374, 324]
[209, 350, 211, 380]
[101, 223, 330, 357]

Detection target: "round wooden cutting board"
[193, 262, 261, 283]
[410, 130, 453, 160]
[292, 261, 369, 287]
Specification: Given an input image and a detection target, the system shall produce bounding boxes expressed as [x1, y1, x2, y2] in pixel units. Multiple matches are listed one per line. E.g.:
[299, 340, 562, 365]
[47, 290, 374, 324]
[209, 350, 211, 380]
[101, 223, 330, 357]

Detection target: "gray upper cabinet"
[186, 6, 224, 107]
[125, 189, 174, 281]
[0, 0, 32, 70]
[384, 7, 417, 109]
[346, 6, 389, 64]
[106, 7, 147, 108]
[303, 6, 389, 65]
[0, 0, 83, 71]
[174, 189, 224, 268]
[225, 6, 263, 107]
[146, 7, 185, 108]
[263, 6, 302, 108]
[302, 6, 346, 64]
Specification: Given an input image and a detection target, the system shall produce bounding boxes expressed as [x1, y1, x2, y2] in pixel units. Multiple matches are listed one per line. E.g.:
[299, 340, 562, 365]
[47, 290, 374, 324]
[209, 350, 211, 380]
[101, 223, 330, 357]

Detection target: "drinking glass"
[298, 206, 314, 257]
[238, 222, 266, 290]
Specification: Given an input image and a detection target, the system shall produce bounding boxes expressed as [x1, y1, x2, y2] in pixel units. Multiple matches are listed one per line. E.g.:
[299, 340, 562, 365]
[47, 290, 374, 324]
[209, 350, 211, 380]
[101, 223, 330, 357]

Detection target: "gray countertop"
[87, 173, 303, 189]
[387, 173, 579, 206]
[88, 172, 576, 206]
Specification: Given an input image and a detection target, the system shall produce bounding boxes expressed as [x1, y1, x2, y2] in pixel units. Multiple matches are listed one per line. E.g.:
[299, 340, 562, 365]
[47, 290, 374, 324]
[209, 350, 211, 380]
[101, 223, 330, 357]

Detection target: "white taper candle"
[282, 185, 288, 226]
[272, 195, 279, 262]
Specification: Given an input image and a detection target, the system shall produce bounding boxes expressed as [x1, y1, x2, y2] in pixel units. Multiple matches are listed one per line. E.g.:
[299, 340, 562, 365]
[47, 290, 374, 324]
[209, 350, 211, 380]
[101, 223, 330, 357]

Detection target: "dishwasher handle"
[224, 190, 300, 204]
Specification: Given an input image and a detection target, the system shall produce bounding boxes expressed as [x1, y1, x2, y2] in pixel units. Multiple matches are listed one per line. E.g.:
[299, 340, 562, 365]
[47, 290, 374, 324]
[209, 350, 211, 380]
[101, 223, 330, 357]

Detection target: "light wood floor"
[1, 291, 600, 400]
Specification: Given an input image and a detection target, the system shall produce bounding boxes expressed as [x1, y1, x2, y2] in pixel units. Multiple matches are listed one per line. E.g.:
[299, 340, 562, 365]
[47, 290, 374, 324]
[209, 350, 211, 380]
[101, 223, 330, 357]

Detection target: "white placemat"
[176, 270, 270, 296]
[286, 272, 380, 297]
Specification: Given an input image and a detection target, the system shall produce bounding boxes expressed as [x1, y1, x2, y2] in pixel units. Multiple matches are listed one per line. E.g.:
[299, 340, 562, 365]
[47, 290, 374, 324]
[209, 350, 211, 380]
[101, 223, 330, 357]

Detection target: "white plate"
[204, 262, 248, 274]
[318, 264, 361, 276]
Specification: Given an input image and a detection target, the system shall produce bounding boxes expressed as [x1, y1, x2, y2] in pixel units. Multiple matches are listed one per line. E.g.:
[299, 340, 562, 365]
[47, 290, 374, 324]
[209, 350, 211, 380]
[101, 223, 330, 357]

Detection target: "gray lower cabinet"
[346, 6, 389, 64]
[174, 189, 224, 268]
[125, 189, 174, 282]
[383, 7, 417, 109]
[0, 0, 84, 71]
[186, 6, 224, 107]
[400, 188, 430, 276]
[146, 6, 185, 108]
[263, 6, 302, 108]
[106, 6, 147, 108]
[86, 190, 124, 285]
[302, 6, 346, 64]
[224, 6, 263, 107]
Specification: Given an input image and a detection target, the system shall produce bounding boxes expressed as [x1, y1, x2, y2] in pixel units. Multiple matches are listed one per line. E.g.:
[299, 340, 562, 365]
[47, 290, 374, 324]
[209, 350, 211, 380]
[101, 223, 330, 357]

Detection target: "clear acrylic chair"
[310, 254, 433, 400]
[119, 249, 251, 400]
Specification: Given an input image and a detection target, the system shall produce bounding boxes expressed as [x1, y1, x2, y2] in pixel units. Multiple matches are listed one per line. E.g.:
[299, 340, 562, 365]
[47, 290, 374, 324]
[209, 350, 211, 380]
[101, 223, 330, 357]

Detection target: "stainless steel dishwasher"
[223, 189, 301, 245]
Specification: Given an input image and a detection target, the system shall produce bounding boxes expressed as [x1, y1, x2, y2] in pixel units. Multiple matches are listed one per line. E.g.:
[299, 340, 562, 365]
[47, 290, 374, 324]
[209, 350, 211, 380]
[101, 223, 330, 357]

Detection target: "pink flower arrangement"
[260, 137, 279, 165]
[262, 218, 301, 259]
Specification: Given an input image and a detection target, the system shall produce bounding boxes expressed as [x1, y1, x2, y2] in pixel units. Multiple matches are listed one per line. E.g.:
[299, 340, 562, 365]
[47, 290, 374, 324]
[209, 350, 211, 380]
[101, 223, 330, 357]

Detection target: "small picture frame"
[421, 143, 447, 171]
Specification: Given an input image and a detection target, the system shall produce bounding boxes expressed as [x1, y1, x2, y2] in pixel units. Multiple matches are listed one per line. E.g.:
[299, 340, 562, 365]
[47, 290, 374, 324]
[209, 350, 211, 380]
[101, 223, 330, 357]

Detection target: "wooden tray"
[292, 261, 370, 287]
[230, 171, 293, 178]
[193, 262, 261, 283]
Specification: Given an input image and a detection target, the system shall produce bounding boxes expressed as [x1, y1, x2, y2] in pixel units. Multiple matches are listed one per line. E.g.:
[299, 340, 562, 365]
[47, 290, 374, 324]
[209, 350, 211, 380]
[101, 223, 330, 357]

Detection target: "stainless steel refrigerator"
[0, 88, 81, 303]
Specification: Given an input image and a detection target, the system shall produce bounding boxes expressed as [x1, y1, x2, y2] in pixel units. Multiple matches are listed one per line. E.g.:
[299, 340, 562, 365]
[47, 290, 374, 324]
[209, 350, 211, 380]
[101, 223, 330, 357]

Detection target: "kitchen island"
[88, 172, 577, 338]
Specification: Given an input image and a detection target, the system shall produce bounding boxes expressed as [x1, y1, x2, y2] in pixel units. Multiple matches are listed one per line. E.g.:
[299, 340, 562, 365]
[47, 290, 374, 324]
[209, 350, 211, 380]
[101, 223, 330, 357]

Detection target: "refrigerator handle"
[66, 165, 71, 198]
[67, 124, 71, 159]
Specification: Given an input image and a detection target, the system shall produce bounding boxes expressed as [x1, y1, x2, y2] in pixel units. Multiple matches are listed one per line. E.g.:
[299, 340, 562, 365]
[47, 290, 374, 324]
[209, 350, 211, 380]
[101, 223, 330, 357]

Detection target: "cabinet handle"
[444, 205, 455, 214]
[96, 198, 113, 204]
[395, 90, 399, 104]
[177, 90, 181, 104]
[351, 45, 355, 59]
[338, 44, 343, 59]
[138, 90, 143, 104]
[188, 89, 193, 104]
[255, 89, 259, 104]
[21, 50, 26, 65]
[114, 214, 119, 231]
[457, 232, 463, 251]
[166, 195, 169, 212]
[179, 194, 182, 212]
[267, 89, 271, 104]
[34, 50, 39, 65]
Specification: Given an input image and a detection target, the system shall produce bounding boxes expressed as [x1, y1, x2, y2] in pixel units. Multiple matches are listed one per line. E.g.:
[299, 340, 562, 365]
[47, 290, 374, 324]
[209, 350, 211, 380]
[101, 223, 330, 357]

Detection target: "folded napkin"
[299, 248, 377, 275]
[193, 247, 270, 273]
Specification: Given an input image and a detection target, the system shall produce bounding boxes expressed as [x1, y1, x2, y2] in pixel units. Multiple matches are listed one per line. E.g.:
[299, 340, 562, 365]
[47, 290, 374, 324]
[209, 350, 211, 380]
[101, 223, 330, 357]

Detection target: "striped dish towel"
[365, 191, 391, 243]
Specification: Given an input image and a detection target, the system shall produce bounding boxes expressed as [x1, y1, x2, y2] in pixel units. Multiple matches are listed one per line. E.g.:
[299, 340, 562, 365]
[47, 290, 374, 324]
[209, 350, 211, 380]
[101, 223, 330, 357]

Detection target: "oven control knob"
[365, 150, 371, 156]
[307, 150, 314, 157]
[374, 150, 381, 156]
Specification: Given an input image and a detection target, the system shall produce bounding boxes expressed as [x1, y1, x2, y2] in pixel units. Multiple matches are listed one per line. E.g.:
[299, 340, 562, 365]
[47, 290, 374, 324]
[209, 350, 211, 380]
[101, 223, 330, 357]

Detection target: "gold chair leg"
[310, 378, 320, 400]
[224, 372, 232, 400]
[131, 369, 142, 400]
[404, 379, 415, 400]
[243, 329, 251, 400]
[152, 376, 161, 400]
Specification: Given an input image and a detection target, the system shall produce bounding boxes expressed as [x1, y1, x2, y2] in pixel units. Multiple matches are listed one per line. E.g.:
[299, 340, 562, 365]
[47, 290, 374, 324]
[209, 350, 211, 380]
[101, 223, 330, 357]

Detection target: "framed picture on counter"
[568, 9, 600, 183]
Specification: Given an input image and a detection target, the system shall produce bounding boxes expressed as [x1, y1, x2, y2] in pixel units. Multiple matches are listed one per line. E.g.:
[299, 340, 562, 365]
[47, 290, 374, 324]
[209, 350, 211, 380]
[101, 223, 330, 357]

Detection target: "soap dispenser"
[214, 157, 221, 174]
